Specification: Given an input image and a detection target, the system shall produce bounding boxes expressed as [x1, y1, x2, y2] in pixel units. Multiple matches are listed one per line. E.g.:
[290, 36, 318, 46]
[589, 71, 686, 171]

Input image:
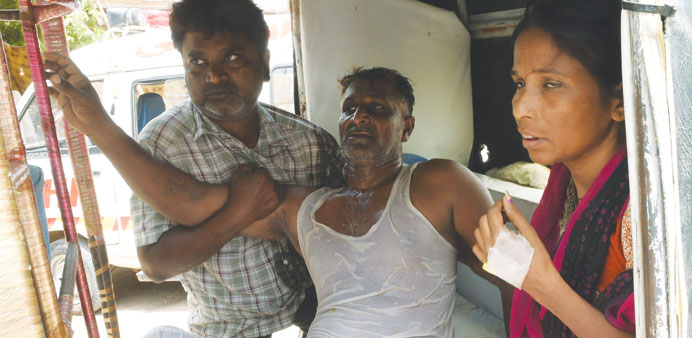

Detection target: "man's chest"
[313, 186, 395, 237]
[165, 136, 317, 185]
[309, 188, 457, 249]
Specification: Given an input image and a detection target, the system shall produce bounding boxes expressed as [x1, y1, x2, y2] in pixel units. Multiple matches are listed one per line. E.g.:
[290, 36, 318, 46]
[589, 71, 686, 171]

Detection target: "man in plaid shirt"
[45, 0, 344, 336]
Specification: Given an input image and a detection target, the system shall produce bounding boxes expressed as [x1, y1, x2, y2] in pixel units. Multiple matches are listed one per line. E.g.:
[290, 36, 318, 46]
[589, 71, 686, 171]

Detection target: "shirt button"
[283, 259, 289, 265]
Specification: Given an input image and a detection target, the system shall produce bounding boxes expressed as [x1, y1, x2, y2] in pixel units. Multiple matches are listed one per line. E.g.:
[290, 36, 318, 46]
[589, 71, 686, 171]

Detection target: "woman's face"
[511, 29, 623, 167]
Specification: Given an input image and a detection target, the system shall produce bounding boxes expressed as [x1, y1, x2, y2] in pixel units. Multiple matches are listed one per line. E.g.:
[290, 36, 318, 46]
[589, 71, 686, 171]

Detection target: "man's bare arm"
[44, 52, 226, 225]
[441, 160, 514, 336]
[413, 159, 511, 335]
[238, 184, 313, 255]
[90, 121, 227, 225]
[459, 242, 514, 337]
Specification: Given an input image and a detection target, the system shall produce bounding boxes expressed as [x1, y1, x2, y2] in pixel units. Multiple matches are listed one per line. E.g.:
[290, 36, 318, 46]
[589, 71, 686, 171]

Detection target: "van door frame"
[464, 3, 692, 337]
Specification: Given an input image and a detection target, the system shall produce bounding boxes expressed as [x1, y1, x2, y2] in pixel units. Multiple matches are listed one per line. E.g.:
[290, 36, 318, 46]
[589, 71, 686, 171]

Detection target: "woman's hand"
[472, 194, 559, 297]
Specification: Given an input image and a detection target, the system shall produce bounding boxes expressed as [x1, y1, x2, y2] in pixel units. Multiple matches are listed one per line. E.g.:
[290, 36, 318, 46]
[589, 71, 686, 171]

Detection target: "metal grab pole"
[58, 242, 80, 334]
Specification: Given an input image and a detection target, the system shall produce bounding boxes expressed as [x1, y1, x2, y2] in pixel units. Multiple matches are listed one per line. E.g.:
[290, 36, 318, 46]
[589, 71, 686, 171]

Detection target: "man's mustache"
[203, 83, 238, 96]
[345, 126, 375, 138]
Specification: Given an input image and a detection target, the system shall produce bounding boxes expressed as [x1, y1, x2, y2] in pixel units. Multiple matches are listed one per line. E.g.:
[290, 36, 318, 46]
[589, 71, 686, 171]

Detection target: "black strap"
[622, 1, 676, 17]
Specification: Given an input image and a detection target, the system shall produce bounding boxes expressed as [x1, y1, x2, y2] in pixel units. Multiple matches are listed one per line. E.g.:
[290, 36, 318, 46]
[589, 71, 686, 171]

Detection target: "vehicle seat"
[137, 93, 166, 133]
[403, 153, 427, 165]
[453, 263, 505, 337]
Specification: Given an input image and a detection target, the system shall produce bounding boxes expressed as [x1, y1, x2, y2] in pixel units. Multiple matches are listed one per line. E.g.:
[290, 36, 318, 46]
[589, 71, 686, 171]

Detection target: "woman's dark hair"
[170, 0, 269, 57]
[513, 0, 623, 99]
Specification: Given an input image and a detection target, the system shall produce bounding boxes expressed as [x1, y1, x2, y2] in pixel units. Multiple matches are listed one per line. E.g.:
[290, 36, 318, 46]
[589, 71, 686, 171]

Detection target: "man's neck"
[345, 158, 403, 192]
[212, 107, 261, 149]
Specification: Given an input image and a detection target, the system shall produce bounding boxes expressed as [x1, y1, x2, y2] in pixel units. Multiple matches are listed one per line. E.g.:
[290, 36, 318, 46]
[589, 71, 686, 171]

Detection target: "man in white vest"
[48, 61, 511, 336]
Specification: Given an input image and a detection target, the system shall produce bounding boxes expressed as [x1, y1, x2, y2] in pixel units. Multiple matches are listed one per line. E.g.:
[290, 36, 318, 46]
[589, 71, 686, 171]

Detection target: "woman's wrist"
[523, 261, 564, 304]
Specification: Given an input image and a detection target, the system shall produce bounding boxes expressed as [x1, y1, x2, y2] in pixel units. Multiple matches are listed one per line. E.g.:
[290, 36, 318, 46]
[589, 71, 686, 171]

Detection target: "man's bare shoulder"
[413, 159, 477, 184]
[411, 159, 490, 203]
[409, 159, 492, 247]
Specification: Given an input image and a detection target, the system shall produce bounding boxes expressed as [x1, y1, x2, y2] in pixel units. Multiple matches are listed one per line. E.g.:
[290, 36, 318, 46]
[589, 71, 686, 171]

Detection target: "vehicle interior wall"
[399, 0, 535, 174]
[465, 1, 532, 174]
[296, 0, 475, 164]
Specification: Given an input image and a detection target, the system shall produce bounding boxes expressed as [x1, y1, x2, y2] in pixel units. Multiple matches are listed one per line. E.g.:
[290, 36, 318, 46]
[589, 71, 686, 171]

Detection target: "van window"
[269, 64, 294, 113]
[134, 78, 187, 132]
[19, 81, 104, 150]
[467, 32, 530, 174]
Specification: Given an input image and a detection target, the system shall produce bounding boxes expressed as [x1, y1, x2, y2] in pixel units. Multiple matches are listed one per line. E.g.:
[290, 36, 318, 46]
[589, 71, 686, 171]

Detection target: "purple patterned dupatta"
[510, 146, 635, 337]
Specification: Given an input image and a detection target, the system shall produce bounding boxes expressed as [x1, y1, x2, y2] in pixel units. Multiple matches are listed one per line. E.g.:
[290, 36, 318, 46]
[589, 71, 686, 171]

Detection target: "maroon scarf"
[510, 146, 635, 337]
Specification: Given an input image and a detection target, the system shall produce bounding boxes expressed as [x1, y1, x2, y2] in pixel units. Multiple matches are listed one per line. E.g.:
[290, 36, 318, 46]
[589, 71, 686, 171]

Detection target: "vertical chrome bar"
[662, 0, 692, 336]
[621, 0, 688, 336]
[290, 0, 307, 118]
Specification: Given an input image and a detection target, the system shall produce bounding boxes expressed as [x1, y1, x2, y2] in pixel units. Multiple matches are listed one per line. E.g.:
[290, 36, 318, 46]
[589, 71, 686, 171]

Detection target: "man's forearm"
[92, 121, 227, 225]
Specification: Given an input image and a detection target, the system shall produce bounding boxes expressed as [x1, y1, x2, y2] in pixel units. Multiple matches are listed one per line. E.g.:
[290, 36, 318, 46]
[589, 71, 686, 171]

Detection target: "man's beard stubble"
[200, 98, 257, 122]
[197, 83, 258, 122]
[341, 137, 402, 169]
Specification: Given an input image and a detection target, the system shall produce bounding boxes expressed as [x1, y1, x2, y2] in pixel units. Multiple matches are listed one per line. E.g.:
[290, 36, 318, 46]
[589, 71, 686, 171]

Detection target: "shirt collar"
[257, 104, 290, 147]
[191, 103, 217, 140]
[191, 103, 289, 147]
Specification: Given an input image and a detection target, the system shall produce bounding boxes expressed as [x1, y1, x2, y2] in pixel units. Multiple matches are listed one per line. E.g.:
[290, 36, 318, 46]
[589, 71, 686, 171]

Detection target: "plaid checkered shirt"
[131, 100, 345, 337]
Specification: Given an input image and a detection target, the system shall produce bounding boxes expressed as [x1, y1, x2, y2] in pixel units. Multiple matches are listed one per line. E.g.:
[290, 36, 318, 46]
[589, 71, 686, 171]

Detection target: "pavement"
[71, 268, 301, 338]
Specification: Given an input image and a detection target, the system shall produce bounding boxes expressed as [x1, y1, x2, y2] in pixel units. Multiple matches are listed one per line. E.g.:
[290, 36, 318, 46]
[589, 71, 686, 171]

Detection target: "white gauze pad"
[484, 227, 534, 289]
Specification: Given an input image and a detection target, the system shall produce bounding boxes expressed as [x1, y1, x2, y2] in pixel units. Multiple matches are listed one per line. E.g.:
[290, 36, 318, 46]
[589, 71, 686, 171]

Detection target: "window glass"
[133, 77, 187, 132]
[19, 80, 104, 150]
[269, 64, 294, 113]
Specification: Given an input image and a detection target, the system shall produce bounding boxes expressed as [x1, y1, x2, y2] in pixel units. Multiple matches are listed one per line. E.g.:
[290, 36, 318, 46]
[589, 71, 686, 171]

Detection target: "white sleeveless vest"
[297, 164, 458, 337]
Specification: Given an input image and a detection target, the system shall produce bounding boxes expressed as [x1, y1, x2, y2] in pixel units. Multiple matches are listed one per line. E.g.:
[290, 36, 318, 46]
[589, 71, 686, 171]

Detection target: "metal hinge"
[622, 1, 676, 17]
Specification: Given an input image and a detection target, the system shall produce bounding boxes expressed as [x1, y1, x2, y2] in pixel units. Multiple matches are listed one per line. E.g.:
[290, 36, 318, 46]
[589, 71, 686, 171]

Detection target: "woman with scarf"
[472, 0, 635, 337]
